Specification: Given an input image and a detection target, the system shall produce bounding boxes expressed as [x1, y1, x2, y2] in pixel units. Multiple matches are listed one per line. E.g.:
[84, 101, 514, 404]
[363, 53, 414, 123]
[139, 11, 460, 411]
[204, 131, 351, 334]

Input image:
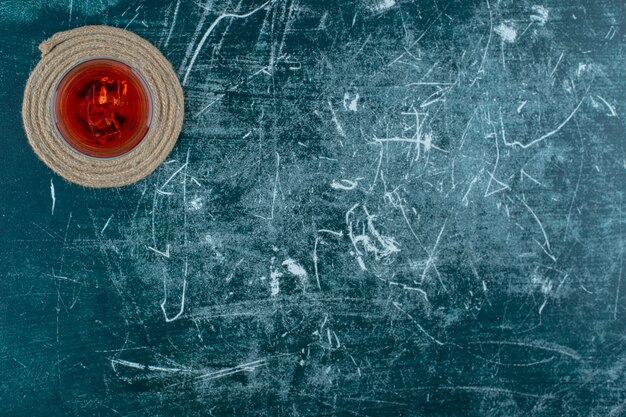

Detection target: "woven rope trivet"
[22, 25, 184, 188]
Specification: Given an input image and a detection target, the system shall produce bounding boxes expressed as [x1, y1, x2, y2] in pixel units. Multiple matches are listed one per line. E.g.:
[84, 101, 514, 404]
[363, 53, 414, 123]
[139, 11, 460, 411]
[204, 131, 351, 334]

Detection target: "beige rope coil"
[22, 25, 184, 188]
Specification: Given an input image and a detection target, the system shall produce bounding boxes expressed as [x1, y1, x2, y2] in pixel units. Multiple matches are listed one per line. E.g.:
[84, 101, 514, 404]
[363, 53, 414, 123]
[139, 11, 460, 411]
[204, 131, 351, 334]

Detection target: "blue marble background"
[1, 0, 625, 415]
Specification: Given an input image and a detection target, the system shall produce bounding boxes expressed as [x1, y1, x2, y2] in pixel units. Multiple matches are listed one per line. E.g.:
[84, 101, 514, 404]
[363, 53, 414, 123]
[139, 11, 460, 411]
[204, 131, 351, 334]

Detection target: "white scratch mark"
[254, 152, 281, 221]
[469, 339, 580, 360]
[330, 179, 360, 190]
[328, 99, 346, 143]
[364, 206, 401, 257]
[519, 197, 556, 262]
[346, 204, 400, 269]
[49, 273, 79, 284]
[195, 95, 225, 116]
[148, 244, 171, 258]
[485, 117, 510, 197]
[164, 0, 181, 48]
[159, 162, 188, 191]
[521, 169, 543, 186]
[196, 359, 269, 381]
[576, 62, 591, 78]
[226, 258, 244, 283]
[374, 110, 448, 162]
[550, 52, 564, 77]
[470, 0, 493, 86]
[50, 179, 56, 215]
[125, 12, 139, 29]
[182, 0, 273, 86]
[368, 144, 385, 192]
[356, 255, 367, 271]
[350, 355, 361, 377]
[188, 175, 200, 187]
[313, 230, 344, 290]
[503, 97, 586, 149]
[596, 96, 617, 117]
[421, 385, 554, 400]
[111, 358, 191, 373]
[392, 301, 444, 346]
[605, 26, 617, 40]
[156, 189, 174, 196]
[195, 58, 283, 117]
[614, 200, 623, 320]
[419, 219, 448, 293]
[101, 215, 113, 234]
[160, 259, 188, 322]
[462, 172, 482, 206]
[378, 275, 430, 304]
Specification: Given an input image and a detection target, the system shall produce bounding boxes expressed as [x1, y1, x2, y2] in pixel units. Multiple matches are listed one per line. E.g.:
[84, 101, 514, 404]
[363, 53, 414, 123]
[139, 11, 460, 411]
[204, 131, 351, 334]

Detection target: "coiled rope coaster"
[22, 25, 184, 188]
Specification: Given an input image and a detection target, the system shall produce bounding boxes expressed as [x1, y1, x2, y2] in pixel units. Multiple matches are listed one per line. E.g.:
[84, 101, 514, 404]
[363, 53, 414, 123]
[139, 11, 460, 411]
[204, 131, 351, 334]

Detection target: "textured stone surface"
[1, 1, 624, 415]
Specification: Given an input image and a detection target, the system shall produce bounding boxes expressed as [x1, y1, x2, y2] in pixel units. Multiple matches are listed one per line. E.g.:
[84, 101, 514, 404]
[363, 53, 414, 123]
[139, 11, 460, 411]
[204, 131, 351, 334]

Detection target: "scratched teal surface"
[1, 0, 625, 416]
